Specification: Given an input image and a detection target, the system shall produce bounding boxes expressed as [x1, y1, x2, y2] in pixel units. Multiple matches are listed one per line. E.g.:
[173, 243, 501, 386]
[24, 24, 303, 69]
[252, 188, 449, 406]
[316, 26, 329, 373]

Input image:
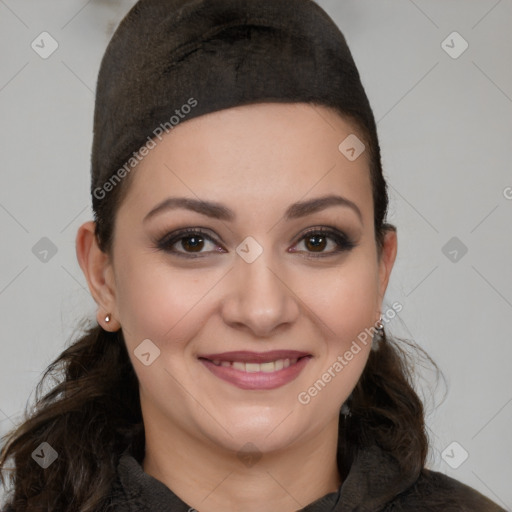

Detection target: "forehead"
[119, 102, 373, 221]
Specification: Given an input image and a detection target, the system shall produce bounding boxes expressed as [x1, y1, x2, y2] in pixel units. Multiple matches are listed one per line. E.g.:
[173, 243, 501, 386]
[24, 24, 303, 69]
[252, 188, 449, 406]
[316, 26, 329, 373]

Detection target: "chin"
[197, 412, 308, 455]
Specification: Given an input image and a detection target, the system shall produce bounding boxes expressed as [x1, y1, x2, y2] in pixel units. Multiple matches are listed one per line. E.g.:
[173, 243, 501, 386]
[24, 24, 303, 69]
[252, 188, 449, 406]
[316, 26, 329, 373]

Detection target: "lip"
[198, 350, 311, 363]
[198, 352, 312, 390]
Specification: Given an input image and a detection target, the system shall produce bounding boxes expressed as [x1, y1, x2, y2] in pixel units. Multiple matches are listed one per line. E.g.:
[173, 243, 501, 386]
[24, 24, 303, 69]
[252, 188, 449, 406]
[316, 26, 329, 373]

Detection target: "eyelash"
[154, 227, 357, 259]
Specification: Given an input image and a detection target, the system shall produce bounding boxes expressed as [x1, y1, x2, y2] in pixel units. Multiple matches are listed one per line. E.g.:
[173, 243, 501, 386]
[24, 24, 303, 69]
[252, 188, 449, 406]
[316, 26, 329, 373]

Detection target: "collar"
[114, 442, 419, 511]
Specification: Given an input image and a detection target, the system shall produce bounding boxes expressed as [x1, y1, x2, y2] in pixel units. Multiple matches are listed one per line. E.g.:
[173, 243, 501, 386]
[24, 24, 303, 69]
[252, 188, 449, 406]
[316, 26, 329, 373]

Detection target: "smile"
[198, 354, 312, 390]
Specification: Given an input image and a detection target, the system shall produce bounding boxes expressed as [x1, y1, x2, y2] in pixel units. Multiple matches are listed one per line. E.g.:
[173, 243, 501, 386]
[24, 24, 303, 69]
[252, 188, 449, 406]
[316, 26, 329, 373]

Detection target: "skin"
[76, 102, 397, 512]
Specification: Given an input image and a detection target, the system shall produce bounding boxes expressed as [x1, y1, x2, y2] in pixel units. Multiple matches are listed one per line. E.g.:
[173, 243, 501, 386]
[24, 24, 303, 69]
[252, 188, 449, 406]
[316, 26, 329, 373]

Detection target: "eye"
[291, 227, 356, 258]
[155, 228, 222, 258]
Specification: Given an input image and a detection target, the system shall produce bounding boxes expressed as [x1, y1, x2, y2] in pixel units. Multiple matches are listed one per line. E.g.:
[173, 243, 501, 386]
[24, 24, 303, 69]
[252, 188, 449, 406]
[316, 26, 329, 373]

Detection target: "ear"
[376, 227, 398, 319]
[75, 221, 120, 331]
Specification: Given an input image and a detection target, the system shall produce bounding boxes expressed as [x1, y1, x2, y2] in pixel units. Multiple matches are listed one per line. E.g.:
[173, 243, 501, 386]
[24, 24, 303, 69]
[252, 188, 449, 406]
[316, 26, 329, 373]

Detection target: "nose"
[220, 248, 300, 338]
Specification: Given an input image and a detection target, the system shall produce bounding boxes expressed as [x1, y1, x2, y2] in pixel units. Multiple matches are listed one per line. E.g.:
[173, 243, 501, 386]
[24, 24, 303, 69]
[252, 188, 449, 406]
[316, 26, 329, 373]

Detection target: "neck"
[142, 416, 342, 512]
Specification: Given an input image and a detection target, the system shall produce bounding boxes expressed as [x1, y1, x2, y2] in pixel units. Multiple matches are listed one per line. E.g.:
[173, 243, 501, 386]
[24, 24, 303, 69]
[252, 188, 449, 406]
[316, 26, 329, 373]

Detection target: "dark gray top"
[105, 442, 507, 511]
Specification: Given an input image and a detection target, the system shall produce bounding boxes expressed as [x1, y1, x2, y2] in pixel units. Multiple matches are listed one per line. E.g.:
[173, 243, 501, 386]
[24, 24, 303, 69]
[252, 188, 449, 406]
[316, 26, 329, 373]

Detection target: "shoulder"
[388, 467, 507, 511]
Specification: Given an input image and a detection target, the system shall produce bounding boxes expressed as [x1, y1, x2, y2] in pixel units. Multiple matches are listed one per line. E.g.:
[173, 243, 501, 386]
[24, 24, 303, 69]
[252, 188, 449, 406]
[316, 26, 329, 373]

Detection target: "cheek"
[295, 255, 380, 337]
[297, 259, 379, 405]
[114, 250, 222, 351]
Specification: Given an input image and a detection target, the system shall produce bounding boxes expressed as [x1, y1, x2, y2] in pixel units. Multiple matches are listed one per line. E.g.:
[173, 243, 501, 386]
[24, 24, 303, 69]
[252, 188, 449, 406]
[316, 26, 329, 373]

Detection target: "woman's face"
[99, 103, 396, 454]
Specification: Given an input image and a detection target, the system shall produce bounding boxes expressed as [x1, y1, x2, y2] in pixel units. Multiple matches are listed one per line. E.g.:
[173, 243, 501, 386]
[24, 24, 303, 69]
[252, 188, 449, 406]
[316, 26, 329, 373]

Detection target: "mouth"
[197, 350, 312, 390]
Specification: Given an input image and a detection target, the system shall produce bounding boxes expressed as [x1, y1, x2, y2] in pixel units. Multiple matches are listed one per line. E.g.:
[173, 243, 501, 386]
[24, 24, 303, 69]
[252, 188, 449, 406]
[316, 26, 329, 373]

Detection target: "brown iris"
[304, 234, 327, 252]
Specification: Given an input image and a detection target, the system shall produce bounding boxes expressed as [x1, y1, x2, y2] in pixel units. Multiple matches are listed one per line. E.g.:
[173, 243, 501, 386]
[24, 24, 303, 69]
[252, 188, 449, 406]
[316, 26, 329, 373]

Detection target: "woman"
[0, 0, 506, 510]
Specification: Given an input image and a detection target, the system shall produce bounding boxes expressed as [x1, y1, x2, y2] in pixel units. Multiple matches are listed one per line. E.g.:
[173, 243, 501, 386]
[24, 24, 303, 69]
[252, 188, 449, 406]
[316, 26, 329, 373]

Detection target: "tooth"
[215, 358, 301, 372]
[274, 359, 284, 370]
[260, 361, 276, 373]
[245, 363, 261, 373]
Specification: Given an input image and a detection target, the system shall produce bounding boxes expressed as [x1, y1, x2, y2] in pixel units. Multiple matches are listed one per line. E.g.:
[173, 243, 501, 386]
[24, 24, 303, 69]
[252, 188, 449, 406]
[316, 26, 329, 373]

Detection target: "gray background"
[1, 0, 511, 508]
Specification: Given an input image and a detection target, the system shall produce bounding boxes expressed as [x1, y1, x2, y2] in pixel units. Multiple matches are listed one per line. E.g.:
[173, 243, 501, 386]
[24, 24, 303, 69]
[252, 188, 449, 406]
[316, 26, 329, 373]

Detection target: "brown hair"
[0, 7, 441, 512]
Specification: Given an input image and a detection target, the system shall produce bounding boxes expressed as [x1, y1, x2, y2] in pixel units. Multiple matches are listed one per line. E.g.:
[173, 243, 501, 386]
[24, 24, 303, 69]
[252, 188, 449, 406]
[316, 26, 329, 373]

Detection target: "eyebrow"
[143, 194, 363, 224]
